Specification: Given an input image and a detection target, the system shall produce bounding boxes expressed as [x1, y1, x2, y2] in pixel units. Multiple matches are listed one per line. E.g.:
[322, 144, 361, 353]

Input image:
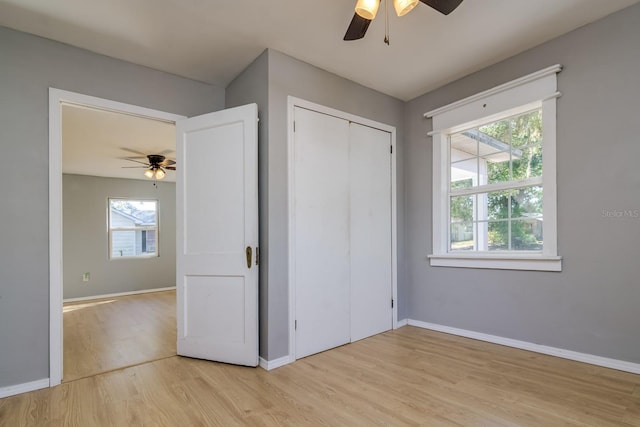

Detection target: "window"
[108, 199, 158, 259]
[426, 65, 562, 271]
[449, 109, 543, 252]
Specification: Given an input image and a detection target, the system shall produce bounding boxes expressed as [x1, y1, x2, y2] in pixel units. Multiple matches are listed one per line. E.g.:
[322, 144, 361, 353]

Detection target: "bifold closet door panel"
[349, 123, 393, 342]
[293, 107, 351, 359]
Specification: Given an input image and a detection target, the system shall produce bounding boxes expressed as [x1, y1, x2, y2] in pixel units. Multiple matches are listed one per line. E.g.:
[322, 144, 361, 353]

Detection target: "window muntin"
[448, 109, 544, 253]
[108, 199, 158, 259]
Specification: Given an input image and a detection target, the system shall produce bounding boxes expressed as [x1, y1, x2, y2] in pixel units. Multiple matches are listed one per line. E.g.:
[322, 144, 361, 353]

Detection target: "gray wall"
[263, 50, 405, 360]
[226, 51, 270, 357]
[63, 174, 176, 299]
[404, 4, 640, 363]
[0, 26, 223, 388]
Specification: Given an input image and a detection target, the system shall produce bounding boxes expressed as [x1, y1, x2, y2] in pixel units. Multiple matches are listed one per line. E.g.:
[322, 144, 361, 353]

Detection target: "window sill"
[110, 254, 158, 260]
[428, 253, 562, 272]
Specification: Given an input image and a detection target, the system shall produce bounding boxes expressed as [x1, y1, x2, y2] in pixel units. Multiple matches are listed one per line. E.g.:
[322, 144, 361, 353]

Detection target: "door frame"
[287, 96, 399, 362]
[48, 88, 185, 386]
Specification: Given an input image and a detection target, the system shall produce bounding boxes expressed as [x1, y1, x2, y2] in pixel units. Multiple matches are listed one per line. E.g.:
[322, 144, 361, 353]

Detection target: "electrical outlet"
[82, 272, 90, 282]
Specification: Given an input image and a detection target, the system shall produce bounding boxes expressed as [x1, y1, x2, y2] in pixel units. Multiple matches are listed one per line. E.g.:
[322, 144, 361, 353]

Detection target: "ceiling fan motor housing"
[147, 154, 166, 165]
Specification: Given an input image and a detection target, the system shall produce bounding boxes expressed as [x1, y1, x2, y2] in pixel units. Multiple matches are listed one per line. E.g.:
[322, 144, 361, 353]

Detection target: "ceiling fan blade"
[419, 0, 463, 15]
[344, 13, 372, 41]
[119, 147, 148, 156]
[121, 166, 150, 169]
[165, 166, 177, 170]
[159, 159, 176, 166]
[158, 149, 175, 156]
[122, 158, 151, 166]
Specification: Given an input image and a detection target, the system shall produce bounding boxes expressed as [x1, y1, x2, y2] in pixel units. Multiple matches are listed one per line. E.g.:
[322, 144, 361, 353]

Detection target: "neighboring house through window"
[426, 65, 562, 271]
[108, 198, 158, 258]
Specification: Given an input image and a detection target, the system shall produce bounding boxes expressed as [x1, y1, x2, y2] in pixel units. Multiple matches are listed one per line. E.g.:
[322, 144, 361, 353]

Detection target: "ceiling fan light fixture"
[154, 167, 166, 180]
[355, 0, 380, 20]
[393, 0, 419, 16]
[144, 168, 155, 179]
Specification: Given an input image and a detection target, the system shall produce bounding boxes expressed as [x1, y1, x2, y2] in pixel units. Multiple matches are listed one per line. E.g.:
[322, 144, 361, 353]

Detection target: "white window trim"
[425, 64, 562, 272]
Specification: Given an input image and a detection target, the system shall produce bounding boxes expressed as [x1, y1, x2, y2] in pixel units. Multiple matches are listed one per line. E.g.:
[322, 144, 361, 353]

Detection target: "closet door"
[349, 123, 393, 342]
[294, 107, 351, 359]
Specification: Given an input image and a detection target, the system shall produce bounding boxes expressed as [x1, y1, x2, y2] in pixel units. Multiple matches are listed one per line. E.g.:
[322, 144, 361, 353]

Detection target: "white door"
[293, 106, 393, 359]
[294, 107, 351, 359]
[176, 103, 258, 366]
[349, 122, 393, 342]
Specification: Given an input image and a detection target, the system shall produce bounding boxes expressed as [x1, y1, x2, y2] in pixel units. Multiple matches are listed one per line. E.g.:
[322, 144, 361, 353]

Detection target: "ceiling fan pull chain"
[384, 0, 390, 45]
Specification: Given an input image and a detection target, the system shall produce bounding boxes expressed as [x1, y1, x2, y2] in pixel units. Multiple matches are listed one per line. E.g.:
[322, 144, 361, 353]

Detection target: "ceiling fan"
[344, 0, 464, 43]
[122, 153, 176, 180]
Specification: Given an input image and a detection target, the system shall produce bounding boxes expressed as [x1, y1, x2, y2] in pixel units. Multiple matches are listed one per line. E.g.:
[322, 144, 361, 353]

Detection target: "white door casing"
[49, 88, 186, 387]
[176, 103, 259, 366]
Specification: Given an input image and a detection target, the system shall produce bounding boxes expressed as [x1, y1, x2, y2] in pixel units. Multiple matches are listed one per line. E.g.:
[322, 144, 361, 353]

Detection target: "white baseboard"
[408, 319, 640, 375]
[259, 355, 293, 371]
[396, 318, 408, 328]
[63, 286, 176, 303]
[0, 378, 49, 399]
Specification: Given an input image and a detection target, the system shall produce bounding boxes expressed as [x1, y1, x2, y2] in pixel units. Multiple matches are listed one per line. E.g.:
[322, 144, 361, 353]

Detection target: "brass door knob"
[245, 246, 253, 269]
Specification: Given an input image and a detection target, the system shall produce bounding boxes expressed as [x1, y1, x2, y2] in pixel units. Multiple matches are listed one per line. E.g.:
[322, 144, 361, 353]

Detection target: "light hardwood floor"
[62, 290, 176, 382]
[2, 325, 640, 426]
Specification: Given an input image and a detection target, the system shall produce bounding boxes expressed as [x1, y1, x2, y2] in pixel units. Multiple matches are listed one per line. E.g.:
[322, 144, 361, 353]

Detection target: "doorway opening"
[49, 88, 186, 385]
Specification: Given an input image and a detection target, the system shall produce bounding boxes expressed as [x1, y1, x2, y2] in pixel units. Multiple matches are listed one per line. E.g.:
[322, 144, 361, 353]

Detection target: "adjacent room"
[61, 105, 178, 381]
[1, 0, 639, 425]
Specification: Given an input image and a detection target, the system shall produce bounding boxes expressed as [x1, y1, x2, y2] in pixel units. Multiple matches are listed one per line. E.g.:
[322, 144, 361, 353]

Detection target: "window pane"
[111, 230, 137, 257]
[485, 153, 511, 185]
[450, 195, 474, 223]
[111, 230, 158, 257]
[478, 119, 511, 146]
[451, 178, 473, 190]
[449, 113, 543, 190]
[511, 220, 543, 250]
[484, 190, 511, 221]
[144, 230, 157, 253]
[511, 186, 543, 219]
[450, 158, 477, 189]
[143, 204, 157, 225]
[109, 200, 157, 227]
[487, 221, 509, 251]
[450, 222, 474, 251]
[512, 144, 543, 179]
[450, 195, 474, 251]
[450, 131, 478, 161]
[511, 110, 542, 148]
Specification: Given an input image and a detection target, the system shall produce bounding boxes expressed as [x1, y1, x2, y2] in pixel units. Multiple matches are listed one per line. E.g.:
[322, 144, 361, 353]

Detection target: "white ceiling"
[0, 0, 637, 101]
[62, 104, 176, 182]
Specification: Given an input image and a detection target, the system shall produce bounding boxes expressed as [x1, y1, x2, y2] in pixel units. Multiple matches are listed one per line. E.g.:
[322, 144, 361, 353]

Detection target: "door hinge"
[256, 247, 259, 266]
[293, 121, 296, 132]
[295, 320, 297, 330]
[390, 145, 393, 154]
[391, 299, 394, 308]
